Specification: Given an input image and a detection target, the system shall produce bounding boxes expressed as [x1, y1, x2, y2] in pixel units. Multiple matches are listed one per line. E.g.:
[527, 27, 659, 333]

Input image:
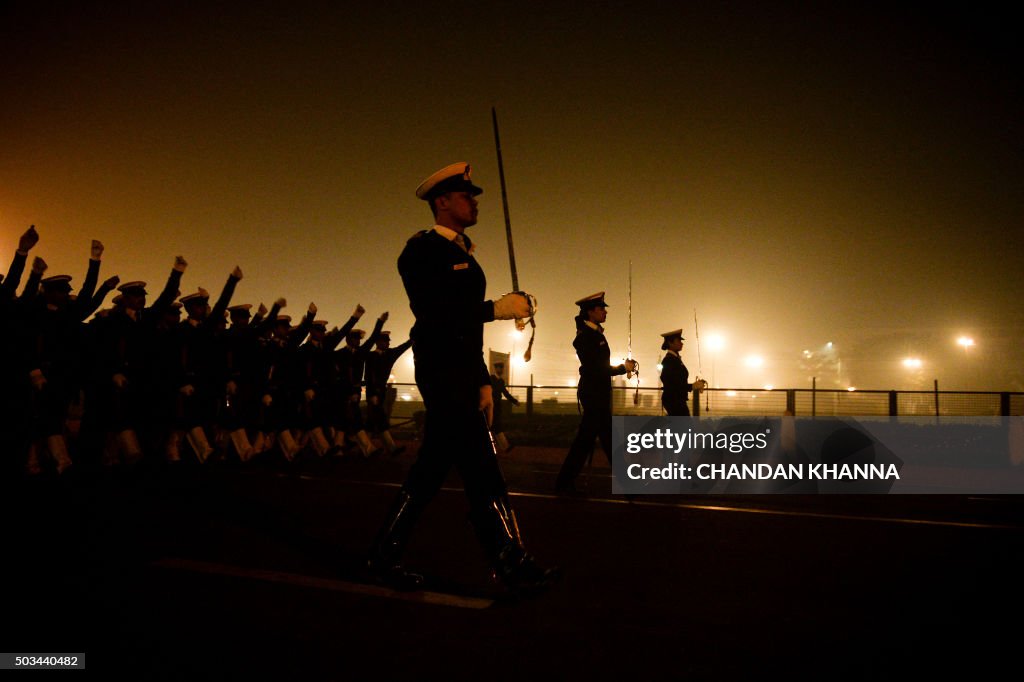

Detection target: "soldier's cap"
[661, 328, 685, 350]
[494, 361, 505, 367]
[311, 319, 328, 328]
[347, 329, 366, 339]
[377, 330, 391, 338]
[228, 304, 252, 316]
[275, 315, 292, 325]
[179, 289, 209, 306]
[574, 292, 608, 310]
[170, 301, 183, 311]
[41, 274, 72, 291]
[117, 281, 147, 295]
[415, 162, 483, 201]
[112, 294, 124, 306]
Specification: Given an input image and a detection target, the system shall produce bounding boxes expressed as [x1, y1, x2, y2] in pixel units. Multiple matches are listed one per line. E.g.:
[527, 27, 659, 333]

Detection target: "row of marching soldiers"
[1, 226, 412, 480]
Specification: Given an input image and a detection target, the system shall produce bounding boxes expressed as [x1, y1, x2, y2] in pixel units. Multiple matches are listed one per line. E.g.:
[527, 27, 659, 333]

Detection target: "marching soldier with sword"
[366, 160, 558, 597]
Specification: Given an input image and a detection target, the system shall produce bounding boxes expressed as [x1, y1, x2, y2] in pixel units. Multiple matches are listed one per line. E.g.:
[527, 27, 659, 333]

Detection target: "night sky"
[2, 1, 1021, 391]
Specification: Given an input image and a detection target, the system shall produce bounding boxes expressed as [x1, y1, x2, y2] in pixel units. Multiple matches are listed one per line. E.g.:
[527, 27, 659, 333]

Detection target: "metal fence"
[385, 383, 1024, 419]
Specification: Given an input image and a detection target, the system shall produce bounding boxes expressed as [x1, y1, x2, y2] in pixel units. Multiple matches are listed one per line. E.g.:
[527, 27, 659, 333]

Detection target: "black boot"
[367, 488, 425, 591]
[471, 496, 560, 598]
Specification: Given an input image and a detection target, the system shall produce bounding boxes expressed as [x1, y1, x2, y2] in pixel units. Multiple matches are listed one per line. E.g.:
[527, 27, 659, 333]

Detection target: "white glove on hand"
[180, 384, 195, 397]
[493, 292, 532, 320]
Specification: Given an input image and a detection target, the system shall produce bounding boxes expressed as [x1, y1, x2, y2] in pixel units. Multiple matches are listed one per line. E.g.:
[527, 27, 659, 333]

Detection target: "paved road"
[5, 442, 1023, 679]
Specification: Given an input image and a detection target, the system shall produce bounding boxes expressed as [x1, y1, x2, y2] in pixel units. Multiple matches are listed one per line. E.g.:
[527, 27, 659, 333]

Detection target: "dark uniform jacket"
[659, 349, 692, 414]
[573, 315, 627, 408]
[398, 228, 494, 391]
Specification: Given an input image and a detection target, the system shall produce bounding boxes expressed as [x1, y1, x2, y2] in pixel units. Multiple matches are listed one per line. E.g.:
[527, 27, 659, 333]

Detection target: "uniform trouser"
[380, 350, 509, 552]
[556, 399, 614, 489]
[663, 399, 690, 416]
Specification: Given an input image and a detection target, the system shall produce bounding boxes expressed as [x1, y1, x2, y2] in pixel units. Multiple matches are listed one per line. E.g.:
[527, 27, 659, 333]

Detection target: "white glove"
[275, 297, 287, 308]
[352, 304, 365, 319]
[112, 373, 128, 389]
[173, 256, 188, 272]
[262, 394, 273, 407]
[231, 266, 243, 280]
[91, 239, 104, 260]
[493, 292, 532, 320]
[180, 384, 195, 397]
[304, 389, 315, 402]
[226, 380, 237, 396]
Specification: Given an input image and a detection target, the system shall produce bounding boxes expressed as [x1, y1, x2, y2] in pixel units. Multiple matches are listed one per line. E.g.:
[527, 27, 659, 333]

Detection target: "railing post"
[786, 389, 796, 415]
[526, 375, 534, 422]
[1001, 392, 1010, 417]
[693, 388, 701, 416]
[934, 379, 940, 417]
[811, 377, 816, 417]
[889, 390, 898, 417]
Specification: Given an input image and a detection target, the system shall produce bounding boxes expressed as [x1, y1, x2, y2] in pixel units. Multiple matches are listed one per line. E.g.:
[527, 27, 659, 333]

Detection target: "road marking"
[306, 476, 1023, 531]
[151, 558, 495, 610]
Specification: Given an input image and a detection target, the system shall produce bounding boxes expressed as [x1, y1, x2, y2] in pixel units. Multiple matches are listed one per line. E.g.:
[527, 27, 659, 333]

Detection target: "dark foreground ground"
[5, 441, 1024, 680]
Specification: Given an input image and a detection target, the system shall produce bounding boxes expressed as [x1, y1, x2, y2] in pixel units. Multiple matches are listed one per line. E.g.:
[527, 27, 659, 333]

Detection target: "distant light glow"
[744, 355, 764, 368]
[764, 384, 774, 391]
[656, 363, 663, 371]
[847, 386, 856, 392]
[957, 336, 975, 349]
[726, 390, 737, 397]
[707, 334, 726, 352]
[902, 357, 923, 369]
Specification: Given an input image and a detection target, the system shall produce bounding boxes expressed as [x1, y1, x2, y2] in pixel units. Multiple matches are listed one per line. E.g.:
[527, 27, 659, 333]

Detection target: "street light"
[956, 336, 975, 353]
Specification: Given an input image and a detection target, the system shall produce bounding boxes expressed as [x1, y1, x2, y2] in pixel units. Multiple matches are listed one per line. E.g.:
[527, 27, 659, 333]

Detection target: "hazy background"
[2, 1, 1021, 390]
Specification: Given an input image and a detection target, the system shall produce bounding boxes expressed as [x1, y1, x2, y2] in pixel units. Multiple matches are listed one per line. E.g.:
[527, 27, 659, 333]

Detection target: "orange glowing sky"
[2, 2, 1021, 390]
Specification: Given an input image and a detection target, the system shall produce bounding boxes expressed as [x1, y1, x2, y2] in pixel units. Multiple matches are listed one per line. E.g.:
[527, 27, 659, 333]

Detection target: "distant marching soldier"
[488, 360, 519, 453]
[659, 329, 706, 417]
[1, 226, 39, 478]
[364, 329, 413, 456]
[258, 303, 317, 461]
[86, 256, 186, 467]
[555, 292, 637, 495]
[333, 311, 386, 457]
[22, 274, 81, 475]
[223, 302, 277, 461]
[367, 161, 558, 595]
[297, 318, 336, 457]
[175, 267, 242, 462]
[298, 307, 361, 457]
